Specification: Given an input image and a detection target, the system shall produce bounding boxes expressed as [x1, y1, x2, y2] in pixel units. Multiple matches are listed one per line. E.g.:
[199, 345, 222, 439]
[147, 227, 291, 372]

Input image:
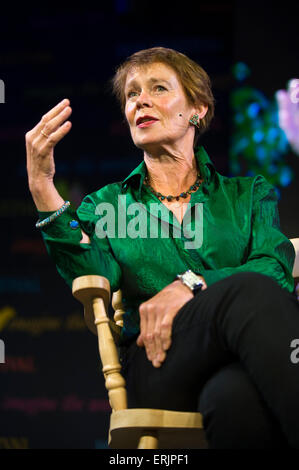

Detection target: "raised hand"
[26, 99, 72, 191]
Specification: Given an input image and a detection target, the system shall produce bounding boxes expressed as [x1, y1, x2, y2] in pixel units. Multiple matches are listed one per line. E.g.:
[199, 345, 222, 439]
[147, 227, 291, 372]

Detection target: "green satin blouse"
[38, 146, 295, 344]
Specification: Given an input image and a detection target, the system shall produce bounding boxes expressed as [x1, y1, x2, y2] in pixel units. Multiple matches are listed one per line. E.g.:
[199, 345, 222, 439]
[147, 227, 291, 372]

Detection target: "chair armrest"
[72, 275, 111, 334]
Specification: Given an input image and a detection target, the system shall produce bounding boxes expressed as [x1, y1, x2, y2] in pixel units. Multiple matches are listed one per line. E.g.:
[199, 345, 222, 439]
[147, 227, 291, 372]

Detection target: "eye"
[155, 85, 167, 92]
[127, 90, 138, 99]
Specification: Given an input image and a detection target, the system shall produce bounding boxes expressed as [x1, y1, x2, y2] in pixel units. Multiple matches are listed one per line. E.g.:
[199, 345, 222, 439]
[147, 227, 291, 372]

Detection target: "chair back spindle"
[92, 297, 127, 411]
[112, 290, 125, 327]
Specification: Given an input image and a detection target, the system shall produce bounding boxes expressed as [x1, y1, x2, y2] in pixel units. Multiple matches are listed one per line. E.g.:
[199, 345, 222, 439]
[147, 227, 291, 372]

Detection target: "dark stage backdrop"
[0, 1, 298, 449]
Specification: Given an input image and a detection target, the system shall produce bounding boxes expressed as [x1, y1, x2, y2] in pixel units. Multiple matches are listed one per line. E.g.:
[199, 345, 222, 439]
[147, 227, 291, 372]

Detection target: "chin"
[135, 141, 165, 153]
[133, 134, 172, 152]
[133, 136, 160, 149]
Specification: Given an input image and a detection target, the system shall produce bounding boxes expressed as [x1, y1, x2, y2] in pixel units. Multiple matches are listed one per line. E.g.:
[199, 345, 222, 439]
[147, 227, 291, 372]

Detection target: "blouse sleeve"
[37, 195, 122, 292]
[200, 175, 295, 293]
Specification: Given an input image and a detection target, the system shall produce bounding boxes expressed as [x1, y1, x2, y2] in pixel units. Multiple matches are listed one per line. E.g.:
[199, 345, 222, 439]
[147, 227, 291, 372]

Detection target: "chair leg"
[137, 431, 159, 449]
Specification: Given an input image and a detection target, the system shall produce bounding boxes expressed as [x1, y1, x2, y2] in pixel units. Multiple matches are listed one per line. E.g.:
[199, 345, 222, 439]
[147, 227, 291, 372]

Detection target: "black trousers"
[120, 272, 299, 449]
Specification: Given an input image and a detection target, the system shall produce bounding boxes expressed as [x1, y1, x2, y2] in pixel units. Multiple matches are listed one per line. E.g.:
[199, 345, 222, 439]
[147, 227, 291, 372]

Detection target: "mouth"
[136, 115, 159, 128]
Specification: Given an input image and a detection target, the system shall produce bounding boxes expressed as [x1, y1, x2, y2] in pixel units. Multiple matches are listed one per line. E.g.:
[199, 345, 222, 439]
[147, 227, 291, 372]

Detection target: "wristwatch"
[176, 269, 204, 295]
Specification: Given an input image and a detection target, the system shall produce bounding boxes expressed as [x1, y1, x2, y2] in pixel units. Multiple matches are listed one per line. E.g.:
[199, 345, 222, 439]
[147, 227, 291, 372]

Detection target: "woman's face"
[124, 62, 206, 152]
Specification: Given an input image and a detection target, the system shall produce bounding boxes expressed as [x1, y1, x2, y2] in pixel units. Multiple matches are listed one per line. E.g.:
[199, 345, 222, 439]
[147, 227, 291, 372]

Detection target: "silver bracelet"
[35, 201, 71, 228]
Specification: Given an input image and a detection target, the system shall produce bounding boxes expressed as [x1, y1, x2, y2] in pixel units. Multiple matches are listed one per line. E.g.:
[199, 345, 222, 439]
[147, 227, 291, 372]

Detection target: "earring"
[189, 114, 201, 129]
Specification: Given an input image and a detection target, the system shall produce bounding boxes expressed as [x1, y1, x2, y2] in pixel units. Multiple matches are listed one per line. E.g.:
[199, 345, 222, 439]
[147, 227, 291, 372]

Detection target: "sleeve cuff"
[37, 207, 82, 241]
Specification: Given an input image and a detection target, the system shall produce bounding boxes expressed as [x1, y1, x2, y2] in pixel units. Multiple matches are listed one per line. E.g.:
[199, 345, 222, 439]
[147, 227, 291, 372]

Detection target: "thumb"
[136, 334, 144, 347]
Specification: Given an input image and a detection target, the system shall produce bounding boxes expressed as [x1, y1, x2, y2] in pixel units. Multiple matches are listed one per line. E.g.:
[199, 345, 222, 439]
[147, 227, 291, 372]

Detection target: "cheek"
[159, 97, 186, 120]
[125, 103, 135, 124]
[160, 102, 187, 130]
[158, 97, 173, 113]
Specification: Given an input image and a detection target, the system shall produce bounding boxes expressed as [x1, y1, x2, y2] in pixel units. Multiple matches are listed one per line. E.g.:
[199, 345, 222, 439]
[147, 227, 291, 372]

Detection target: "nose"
[136, 90, 153, 108]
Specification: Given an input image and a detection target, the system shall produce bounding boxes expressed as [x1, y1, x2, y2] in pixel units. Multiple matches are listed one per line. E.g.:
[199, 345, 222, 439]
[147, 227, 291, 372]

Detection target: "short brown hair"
[111, 47, 215, 139]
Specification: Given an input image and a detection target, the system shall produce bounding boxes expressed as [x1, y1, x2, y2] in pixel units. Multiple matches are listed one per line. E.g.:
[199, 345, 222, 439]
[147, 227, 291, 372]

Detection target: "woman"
[26, 47, 299, 449]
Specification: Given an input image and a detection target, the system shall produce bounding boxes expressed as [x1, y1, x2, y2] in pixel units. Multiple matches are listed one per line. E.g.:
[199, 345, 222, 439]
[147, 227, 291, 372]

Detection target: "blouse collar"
[121, 145, 216, 197]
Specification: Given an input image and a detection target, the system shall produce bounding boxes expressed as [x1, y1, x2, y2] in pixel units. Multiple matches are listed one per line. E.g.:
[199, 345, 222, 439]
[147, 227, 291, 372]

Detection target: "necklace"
[144, 173, 202, 201]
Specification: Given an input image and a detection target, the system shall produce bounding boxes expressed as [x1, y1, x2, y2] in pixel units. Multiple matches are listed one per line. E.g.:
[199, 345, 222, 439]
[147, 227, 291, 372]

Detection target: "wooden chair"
[72, 238, 299, 449]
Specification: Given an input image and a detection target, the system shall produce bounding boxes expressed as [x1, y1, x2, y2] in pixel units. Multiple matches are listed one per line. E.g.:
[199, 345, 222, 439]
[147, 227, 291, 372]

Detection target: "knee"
[198, 363, 287, 449]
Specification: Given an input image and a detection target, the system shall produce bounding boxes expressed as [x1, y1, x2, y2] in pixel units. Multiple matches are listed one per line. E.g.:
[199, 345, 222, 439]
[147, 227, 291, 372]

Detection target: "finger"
[160, 314, 173, 352]
[153, 320, 165, 363]
[154, 349, 166, 367]
[34, 99, 71, 134]
[38, 106, 72, 139]
[145, 309, 156, 362]
[152, 347, 166, 368]
[41, 98, 70, 124]
[136, 334, 144, 347]
[38, 121, 72, 152]
[138, 304, 148, 350]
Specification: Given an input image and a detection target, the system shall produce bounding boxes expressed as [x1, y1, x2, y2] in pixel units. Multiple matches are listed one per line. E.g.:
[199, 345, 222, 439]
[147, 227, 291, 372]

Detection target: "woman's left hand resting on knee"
[137, 277, 207, 368]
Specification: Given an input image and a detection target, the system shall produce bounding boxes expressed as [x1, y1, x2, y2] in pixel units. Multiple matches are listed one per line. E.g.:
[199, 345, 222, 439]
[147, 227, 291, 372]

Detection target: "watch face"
[178, 270, 203, 291]
[184, 271, 202, 286]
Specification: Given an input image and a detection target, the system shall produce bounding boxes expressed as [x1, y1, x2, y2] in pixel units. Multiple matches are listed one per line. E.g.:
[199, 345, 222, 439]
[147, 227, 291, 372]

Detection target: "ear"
[194, 104, 208, 120]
